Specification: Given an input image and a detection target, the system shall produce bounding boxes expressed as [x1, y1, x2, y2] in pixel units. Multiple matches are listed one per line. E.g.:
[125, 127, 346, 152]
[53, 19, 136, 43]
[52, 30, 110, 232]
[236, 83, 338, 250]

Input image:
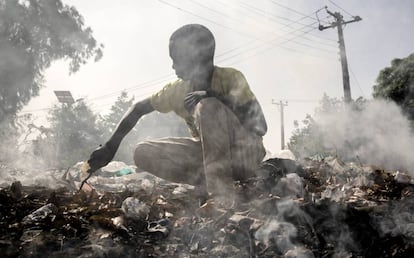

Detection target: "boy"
[87, 24, 267, 204]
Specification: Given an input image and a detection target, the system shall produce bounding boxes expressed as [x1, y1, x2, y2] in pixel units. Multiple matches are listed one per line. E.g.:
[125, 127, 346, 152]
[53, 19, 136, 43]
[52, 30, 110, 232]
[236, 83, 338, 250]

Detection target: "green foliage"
[288, 94, 342, 159]
[0, 0, 103, 122]
[373, 53, 414, 120]
[288, 114, 325, 159]
[288, 94, 369, 160]
[32, 100, 104, 168]
[98, 92, 139, 164]
[100, 92, 135, 134]
[0, 114, 29, 163]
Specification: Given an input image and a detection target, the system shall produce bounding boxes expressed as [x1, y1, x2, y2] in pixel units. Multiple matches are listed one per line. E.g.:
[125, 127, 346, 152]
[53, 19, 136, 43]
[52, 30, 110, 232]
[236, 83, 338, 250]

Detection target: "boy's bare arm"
[87, 97, 154, 172]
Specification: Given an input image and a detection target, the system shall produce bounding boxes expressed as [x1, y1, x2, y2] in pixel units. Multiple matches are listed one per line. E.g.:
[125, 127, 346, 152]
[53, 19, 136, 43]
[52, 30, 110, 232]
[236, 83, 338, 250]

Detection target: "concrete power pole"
[319, 8, 361, 103]
[272, 100, 288, 150]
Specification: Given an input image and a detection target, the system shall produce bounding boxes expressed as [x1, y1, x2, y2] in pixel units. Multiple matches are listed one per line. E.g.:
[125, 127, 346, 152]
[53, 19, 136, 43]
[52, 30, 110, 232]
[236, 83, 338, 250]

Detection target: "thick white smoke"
[315, 99, 414, 175]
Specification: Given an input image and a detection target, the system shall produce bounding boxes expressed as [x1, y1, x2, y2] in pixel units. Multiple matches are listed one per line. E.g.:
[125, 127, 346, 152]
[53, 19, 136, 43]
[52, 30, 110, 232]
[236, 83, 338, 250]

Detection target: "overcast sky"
[21, 0, 414, 154]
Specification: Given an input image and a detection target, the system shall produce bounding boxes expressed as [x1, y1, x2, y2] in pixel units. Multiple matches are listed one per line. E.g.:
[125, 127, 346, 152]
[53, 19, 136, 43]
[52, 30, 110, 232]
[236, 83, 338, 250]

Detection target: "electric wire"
[268, 0, 337, 42]
[268, 0, 318, 21]
[211, 6, 336, 61]
[238, 1, 337, 49]
[159, 0, 338, 64]
[224, 27, 335, 66]
[215, 23, 336, 65]
[328, 0, 355, 18]
[349, 64, 366, 97]
[241, 1, 317, 30]
[158, 0, 261, 40]
[87, 73, 175, 102]
[213, 0, 337, 47]
[188, 0, 337, 51]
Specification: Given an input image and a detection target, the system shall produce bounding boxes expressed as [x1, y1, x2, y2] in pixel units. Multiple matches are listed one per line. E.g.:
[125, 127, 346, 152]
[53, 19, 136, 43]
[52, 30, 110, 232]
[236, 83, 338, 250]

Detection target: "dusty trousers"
[134, 98, 265, 199]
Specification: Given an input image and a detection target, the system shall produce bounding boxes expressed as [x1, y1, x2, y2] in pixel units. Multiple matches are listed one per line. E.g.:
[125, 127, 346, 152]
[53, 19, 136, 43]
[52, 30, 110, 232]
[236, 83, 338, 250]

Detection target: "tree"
[100, 92, 136, 133]
[287, 94, 367, 160]
[373, 53, 414, 121]
[0, 113, 33, 164]
[99, 91, 139, 163]
[288, 94, 343, 159]
[0, 0, 103, 123]
[35, 100, 104, 168]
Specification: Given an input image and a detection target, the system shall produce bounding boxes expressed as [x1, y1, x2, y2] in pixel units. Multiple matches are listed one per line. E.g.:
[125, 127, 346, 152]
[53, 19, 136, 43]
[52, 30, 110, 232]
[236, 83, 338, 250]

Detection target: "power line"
[187, 0, 265, 38]
[20, 107, 50, 114]
[158, 0, 260, 40]
[328, 0, 355, 18]
[210, 12, 336, 61]
[349, 64, 366, 97]
[191, 0, 337, 48]
[223, 27, 336, 66]
[241, 1, 315, 28]
[216, 24, 336, 64]
[92, 90, 155, 111]
[238, 1, 337, 48]
[160, 0, 338, 63]
[87, 73, 174, 102]
[160, 0, 336, 58]
[268, 0, 318, 21]
[161, 0, 338, 61]
[283, 99, 320, 103]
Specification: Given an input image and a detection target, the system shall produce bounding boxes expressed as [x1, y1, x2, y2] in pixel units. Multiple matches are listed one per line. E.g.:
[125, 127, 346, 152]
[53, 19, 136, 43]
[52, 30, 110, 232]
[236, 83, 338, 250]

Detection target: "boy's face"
[169, 40, 203, 81]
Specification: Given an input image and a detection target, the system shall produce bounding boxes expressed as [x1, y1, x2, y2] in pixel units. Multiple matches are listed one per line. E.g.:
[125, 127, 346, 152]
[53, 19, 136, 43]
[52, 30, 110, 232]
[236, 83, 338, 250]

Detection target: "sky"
[21, 0, 414, 154]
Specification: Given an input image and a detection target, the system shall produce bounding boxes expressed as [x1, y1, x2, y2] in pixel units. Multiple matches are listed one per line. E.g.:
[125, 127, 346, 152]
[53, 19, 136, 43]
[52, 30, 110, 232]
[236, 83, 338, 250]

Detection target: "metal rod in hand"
[78, 169, 94, 192]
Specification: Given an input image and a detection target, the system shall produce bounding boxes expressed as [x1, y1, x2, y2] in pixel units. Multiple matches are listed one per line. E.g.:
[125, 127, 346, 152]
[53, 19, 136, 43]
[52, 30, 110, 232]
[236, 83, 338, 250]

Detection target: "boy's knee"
[134, 142, 152, 167]
[195, 97, 224, 115]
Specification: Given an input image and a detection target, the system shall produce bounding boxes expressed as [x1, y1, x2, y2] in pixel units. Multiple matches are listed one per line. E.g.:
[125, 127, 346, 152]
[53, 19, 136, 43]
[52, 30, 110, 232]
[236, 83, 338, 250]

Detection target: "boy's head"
[169, 24, 215, 80]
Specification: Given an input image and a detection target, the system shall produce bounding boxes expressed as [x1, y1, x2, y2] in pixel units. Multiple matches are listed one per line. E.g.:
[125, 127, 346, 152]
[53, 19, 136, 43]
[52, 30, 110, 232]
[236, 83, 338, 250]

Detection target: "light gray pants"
[134, 98, 265, 199]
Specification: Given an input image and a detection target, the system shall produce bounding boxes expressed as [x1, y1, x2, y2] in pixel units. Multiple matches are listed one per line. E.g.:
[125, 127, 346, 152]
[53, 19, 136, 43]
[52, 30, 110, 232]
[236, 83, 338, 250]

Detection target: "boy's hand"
[184, 90, 208, 112]
[87, 144, 115, 173]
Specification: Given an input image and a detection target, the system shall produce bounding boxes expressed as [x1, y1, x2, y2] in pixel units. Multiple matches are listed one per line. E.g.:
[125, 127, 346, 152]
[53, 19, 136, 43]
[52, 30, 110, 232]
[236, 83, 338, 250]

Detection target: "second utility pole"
[272, 100, 288, 150]
[319, 8, 361, 103]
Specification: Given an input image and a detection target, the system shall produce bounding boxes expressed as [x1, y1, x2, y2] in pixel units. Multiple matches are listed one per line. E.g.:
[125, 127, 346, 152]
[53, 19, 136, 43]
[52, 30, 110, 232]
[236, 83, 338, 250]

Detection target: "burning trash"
[0, 157, 413, 257]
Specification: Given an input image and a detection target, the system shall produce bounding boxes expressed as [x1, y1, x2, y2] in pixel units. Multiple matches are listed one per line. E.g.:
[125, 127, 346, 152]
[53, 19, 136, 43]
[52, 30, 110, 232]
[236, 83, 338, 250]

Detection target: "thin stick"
[78, 169, 93, 192]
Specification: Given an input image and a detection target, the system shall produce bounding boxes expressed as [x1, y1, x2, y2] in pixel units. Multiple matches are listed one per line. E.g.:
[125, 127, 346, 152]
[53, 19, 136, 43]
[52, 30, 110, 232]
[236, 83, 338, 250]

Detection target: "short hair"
[169, 24, 215, 62]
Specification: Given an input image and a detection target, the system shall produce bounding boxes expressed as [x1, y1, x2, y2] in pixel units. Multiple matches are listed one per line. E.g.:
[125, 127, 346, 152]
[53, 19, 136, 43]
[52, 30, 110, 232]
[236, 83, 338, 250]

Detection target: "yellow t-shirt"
[150, 66, 256, 137]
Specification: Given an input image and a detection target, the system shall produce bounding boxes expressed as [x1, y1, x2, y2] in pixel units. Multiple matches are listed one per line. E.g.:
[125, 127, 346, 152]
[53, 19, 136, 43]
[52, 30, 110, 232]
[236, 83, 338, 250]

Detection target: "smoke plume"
[315, 99, 414, 175]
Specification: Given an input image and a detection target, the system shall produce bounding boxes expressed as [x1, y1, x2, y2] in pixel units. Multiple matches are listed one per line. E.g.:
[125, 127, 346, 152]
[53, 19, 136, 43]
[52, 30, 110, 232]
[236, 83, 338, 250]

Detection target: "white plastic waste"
[121, 197, 150, 220]
[22, 203, 58, 225]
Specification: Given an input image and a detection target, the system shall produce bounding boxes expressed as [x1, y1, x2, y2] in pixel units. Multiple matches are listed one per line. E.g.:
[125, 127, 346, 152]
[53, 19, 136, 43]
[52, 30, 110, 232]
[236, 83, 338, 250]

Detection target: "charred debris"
[0, 157, 413, 257]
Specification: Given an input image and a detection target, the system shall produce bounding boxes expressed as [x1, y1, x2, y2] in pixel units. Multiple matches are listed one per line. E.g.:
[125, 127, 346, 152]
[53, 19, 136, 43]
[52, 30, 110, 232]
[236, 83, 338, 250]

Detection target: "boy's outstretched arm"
[87, 97, 154, 172]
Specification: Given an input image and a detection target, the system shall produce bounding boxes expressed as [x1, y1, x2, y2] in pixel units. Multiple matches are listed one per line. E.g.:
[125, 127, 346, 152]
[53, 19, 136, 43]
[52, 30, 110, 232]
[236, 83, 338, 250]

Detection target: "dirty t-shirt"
[150, 66, 256, 137]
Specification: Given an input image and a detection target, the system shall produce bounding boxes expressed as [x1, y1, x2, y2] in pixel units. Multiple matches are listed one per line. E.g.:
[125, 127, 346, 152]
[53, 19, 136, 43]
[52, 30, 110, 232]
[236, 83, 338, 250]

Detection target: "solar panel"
[53, 91, 75, 104]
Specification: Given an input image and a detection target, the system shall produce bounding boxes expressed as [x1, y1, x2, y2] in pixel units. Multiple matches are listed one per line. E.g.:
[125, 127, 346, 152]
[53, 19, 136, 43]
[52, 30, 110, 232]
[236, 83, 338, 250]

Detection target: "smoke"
[373, 198, 414, 240]
[255, 199, 314, 256]
[315, 99, 414, 174]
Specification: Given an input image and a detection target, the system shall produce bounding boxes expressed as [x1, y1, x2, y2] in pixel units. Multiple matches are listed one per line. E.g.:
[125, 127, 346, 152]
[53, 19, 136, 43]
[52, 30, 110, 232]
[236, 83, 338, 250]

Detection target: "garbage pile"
[0, 157, 413, 257]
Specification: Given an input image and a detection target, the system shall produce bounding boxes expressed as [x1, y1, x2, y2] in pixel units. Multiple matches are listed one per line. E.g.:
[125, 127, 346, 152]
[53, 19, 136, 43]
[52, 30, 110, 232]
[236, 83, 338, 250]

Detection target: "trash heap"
[0, 157, 413, 257]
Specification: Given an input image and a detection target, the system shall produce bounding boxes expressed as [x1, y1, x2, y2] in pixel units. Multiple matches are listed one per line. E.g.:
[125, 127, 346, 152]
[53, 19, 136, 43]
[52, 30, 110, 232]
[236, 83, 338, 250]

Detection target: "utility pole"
[319, 8, 361, 103]
[272, 100, 288, 150]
